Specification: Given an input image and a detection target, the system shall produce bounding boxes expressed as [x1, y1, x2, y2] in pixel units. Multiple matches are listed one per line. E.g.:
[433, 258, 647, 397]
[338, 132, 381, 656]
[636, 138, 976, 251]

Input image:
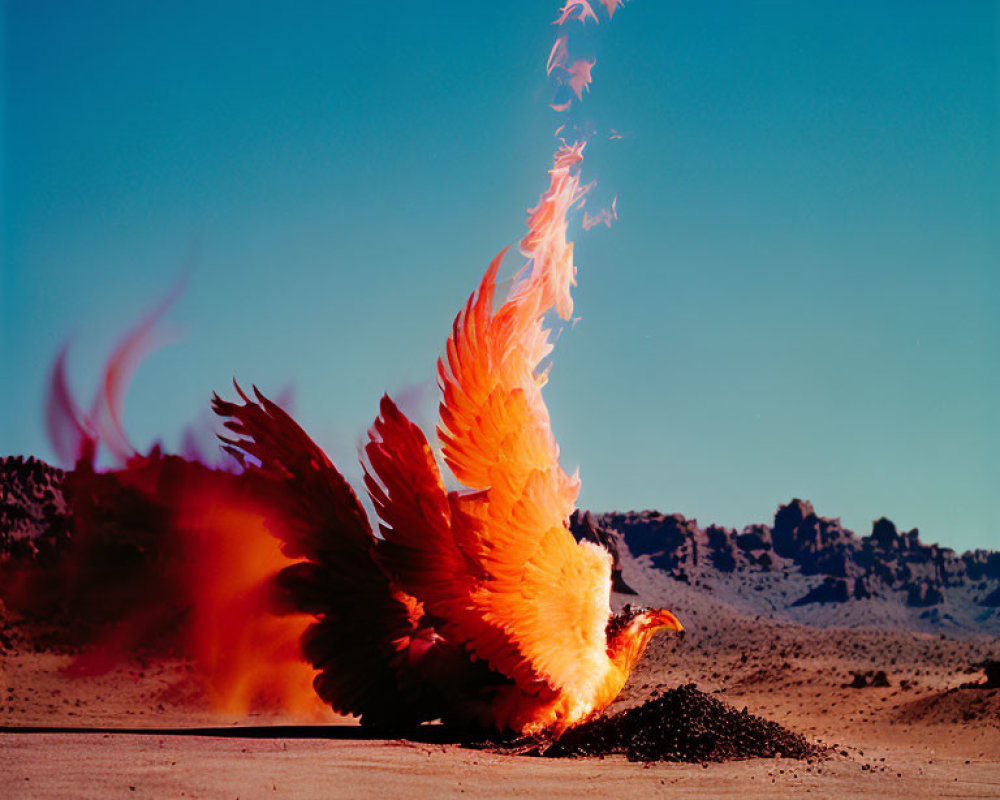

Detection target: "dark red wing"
[212, 384, 449, 724]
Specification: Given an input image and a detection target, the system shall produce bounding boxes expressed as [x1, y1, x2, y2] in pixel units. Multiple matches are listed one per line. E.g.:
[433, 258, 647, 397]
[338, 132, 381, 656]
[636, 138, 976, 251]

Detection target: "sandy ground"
[3, 627, 998, 800]
[3, 730, 998, 800]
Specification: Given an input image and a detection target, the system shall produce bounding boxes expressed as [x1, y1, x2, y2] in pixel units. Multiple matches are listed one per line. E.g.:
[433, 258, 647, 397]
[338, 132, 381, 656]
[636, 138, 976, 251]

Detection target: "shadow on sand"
[0, 723, 471, 744]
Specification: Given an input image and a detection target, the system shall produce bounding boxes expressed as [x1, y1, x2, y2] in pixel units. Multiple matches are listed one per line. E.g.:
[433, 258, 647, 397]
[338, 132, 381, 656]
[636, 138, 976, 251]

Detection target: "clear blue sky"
[3, 1, 998, 552]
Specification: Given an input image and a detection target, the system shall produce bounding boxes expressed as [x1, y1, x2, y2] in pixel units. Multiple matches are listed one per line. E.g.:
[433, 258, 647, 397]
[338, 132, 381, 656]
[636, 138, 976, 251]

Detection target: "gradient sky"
[3, 1, 998, 552]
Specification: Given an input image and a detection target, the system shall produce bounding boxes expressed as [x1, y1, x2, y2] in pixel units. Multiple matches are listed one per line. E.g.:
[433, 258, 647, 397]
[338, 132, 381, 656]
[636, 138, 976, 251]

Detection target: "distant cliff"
[582, 499, 1000, 634]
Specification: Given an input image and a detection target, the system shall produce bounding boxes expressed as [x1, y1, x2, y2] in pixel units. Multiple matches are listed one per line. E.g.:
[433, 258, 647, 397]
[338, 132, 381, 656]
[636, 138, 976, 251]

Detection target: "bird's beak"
[651, 609, 683, 633]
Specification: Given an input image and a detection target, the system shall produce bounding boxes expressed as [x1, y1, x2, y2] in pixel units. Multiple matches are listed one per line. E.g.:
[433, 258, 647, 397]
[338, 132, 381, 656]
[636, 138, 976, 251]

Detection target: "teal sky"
[3, 1, 998, 552]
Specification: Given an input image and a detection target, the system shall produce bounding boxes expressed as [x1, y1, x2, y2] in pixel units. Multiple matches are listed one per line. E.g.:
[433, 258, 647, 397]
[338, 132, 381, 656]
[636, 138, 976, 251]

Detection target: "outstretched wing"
[212, 385, 448, 724]
[370, 231, 614, 705]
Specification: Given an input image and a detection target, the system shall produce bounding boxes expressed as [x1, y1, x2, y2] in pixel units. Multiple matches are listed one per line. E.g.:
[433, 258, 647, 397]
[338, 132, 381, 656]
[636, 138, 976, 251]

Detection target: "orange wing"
[212, 385, 453, 725]
[440, 256, 614, 701]
[370, 146, 615, 705]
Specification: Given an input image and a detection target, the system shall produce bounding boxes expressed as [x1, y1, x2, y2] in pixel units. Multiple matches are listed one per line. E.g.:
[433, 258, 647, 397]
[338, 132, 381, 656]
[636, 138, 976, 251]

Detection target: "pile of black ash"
[545, 683, 823, 762]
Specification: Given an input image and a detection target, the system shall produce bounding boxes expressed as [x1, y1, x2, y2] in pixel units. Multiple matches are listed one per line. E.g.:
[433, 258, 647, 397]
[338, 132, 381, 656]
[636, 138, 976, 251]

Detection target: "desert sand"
[3, 550, 998, 799]
[2, 645, 998, 799]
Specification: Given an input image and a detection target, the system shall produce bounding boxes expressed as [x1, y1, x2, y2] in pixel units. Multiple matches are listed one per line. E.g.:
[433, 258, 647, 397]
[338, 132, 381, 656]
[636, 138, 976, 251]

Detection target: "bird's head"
[606, 603, 684, 674]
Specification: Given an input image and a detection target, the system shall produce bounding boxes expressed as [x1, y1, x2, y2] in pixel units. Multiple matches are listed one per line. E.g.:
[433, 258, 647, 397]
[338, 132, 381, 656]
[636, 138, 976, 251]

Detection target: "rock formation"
[590, 498, 999, 633]
[3, 457, 997, 635]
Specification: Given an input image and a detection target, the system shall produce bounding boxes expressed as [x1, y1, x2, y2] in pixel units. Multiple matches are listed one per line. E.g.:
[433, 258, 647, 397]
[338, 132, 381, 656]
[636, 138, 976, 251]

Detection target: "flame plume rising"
[519, 142, 590, 322]
[545, 0, 620, 228]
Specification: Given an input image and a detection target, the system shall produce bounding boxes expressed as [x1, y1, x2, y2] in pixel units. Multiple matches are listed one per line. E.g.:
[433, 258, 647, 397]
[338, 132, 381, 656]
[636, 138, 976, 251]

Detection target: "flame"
[520, 142, 591, 321]
[1, 448, 326, 715]
[31, 292, 322, 715]
[176, 481, 326, 715]
[554, 0, 599, 26]
[543, 0, 621, 236]
[27, 279, 324, 715]
[547, 35, 569, 76]
[566, 58, 596, 101]
[583, 194, 618, 230]
[91, 287, 182, 465]
[599, 0, 625, 20]
[46, 287, 181, 468]
[46, 343, 97, 467]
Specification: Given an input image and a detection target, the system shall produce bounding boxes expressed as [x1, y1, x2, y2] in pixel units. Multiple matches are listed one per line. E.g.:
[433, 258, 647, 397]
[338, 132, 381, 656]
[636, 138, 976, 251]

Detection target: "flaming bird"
[17, 147, 679, 736]
[212, 146, 682, 737]
[7, 5, 677, 739]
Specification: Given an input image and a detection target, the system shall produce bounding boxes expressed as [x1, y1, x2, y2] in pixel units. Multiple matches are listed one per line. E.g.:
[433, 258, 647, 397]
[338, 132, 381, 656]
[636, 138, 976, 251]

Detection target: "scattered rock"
[845, 670, 890, 689]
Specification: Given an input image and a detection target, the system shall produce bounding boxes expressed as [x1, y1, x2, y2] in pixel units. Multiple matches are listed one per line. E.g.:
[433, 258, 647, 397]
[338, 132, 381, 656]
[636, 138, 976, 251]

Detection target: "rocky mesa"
[571, 499, 1000, 636]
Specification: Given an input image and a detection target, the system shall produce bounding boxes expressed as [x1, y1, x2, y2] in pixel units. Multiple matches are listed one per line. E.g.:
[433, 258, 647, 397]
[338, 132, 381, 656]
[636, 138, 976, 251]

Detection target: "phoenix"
[8, 145, 682, 739]
[6, 3, 680, 740]
[210, 145, 683, 738]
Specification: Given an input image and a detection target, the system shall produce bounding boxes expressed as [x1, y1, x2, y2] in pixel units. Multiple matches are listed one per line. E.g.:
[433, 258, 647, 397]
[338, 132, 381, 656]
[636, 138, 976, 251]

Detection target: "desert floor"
[3, 623, 998, 800]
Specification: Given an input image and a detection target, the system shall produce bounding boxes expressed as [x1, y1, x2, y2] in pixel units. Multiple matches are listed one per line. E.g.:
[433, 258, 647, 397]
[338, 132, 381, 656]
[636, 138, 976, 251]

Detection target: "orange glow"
[1, 439, 326, 716]
[176, 485, 326, 716]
